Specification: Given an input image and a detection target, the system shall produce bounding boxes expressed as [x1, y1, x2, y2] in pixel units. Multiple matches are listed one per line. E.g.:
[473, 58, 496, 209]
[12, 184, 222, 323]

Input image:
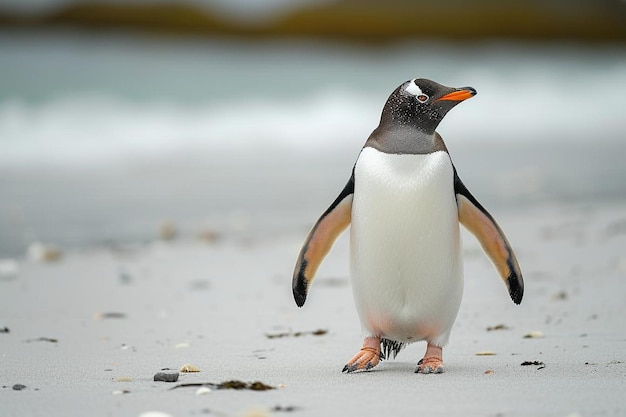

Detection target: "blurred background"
[1, 0, 625, 257]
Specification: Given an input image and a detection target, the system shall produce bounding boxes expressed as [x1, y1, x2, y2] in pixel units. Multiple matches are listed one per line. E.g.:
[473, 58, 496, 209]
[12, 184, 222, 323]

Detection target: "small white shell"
[180, 363, 200, 372]
[195, 387, 212, 395]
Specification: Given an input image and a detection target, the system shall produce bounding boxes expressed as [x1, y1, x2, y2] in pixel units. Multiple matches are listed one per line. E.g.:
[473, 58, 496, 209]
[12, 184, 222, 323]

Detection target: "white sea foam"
[0, 92, 377, 167]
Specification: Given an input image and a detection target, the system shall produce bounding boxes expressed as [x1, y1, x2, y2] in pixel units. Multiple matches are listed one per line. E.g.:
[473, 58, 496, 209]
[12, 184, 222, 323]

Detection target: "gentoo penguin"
[292, 78, 523, 374]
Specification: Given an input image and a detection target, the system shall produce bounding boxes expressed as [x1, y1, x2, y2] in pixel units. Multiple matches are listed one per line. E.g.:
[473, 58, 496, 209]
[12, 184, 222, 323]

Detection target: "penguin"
[292, 78, 523, 374]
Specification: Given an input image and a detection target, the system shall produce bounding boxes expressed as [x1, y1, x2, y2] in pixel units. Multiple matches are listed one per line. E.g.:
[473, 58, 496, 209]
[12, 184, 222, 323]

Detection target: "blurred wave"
[1, 30, 625, 167]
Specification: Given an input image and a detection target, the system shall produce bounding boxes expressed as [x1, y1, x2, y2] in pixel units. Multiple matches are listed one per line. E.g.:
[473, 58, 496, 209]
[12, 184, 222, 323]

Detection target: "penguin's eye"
[417, 94, 429, 103]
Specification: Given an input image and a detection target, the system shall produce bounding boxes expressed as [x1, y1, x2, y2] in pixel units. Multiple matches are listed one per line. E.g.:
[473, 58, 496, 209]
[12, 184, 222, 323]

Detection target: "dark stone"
[12, 384, 26, 391]
[153, 372, 179, 382]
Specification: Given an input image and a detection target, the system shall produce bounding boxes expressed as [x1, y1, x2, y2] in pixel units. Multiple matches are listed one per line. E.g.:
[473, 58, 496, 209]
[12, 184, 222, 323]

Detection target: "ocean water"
[1, 29, 625, 256]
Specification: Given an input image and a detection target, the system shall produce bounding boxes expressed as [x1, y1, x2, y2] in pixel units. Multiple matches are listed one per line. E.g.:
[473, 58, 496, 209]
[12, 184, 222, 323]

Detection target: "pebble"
[118, 267, 133, 284]
[523, 331, 545, 339]
[139, 412, 173, 417]
[27, 242, 62, 262]
[175, 342, 190, 349]
[475, 351, 497, 356]
[93, 312, 127, 320]
[159, 221, 178, 241]
[12, 384, 27, 391]
[153, 372, 179, 382]
[112, 390, 130, 395]
[195, 387, 212, 395]
[0, 259, 19, 280]
[180, 363, 200, 373]
[115, 376, 133, 382]
[198, 229, 219, 243]
[271, 406, 298, 412]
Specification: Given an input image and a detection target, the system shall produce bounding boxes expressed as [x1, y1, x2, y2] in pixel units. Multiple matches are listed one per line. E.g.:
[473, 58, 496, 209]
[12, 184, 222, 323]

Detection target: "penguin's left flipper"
[292, 174, 354, 307]
[455, 173, 524, 304]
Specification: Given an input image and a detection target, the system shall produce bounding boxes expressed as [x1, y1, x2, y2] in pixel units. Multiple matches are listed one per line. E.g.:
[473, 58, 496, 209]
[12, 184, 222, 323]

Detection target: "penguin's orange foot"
[415, 356, 444, 374]
[342, 336, 381, 373]
[415, 344, 444, 374]
[342, 347, 380, 373]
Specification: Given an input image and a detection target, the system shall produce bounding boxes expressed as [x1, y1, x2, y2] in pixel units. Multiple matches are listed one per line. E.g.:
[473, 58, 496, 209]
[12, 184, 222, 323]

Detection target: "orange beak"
[434, 87, 477, 102]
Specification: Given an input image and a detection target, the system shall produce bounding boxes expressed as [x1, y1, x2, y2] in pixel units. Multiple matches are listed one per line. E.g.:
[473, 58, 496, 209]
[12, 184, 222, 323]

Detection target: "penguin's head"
[380, 78, 477, 134]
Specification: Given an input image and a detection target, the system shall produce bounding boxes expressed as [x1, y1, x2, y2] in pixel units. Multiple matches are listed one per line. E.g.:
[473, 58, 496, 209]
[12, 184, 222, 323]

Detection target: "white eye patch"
[405, 79, 429, 102]
[405, 79, 423, 96]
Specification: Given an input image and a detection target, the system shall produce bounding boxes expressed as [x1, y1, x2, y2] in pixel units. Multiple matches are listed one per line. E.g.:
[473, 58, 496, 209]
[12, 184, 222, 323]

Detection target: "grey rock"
[153, 372, 179, 382]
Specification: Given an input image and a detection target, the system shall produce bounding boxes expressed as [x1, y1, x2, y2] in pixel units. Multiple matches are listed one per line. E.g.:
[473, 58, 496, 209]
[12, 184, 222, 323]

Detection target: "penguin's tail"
[380, 338, 406, 361]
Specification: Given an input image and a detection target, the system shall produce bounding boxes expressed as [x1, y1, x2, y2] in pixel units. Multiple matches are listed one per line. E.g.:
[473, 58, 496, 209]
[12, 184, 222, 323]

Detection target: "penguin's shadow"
[344, 361, 420, 375]
[379, 362, 419, 374]
[347, 361, 472, 376]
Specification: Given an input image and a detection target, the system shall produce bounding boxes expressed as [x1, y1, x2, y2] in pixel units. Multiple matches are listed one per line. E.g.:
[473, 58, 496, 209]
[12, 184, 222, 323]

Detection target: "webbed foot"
[415, 344, 444, 374]
[342, 336, 381, 373]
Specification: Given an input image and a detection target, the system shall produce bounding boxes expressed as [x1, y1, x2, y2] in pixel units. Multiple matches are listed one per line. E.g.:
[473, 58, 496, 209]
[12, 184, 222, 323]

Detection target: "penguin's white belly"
[350, 147, 463, 345]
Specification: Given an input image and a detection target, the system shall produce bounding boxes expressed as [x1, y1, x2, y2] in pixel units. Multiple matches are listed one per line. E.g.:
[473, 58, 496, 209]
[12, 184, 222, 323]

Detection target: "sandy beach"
[1, 25, 626, 417]
[1, 201, 625, 417]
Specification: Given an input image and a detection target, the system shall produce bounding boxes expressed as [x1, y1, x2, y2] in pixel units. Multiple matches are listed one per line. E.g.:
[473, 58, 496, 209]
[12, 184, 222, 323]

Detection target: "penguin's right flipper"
[292, 174, 354, 307]
[454, 173, 524, 304]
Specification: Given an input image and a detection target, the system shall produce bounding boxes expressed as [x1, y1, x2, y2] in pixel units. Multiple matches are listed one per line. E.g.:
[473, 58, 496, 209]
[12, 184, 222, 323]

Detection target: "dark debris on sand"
[486, 324, 510, 331]
[521, 361, 545, 366]
[265, 329, 327, 339]
[271, 405, 299, 412]
[521, 361, 546, 369]
[94, 312, 127, 320]
[170, 380, 274, 391]
[25, 337, 58, 343]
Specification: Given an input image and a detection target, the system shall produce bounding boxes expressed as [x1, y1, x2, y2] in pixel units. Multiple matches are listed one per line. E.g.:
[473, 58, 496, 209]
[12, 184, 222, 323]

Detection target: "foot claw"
[415, 356, 444, 375]
[342, 363, 358, 373]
